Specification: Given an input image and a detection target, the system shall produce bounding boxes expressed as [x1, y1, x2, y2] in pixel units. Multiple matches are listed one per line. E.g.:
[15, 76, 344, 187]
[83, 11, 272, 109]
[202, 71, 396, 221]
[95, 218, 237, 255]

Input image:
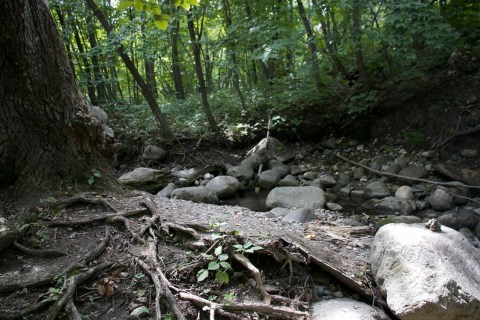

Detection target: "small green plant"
[196, 244, 232, 285]
[223, 291, 236, 304]
[233, 241, 263, 255]
[87, 169, 102, 186]
[404, 131, 425, 147]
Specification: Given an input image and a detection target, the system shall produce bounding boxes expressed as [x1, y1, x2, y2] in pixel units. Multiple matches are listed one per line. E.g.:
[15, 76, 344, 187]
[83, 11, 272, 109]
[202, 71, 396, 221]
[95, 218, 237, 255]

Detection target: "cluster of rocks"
[120, 136, 480, 237]
[119, 136, 480, 319]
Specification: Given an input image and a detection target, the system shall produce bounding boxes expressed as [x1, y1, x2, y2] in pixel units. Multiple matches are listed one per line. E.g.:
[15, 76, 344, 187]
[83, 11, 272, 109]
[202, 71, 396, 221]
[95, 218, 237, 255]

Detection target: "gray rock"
[374, 197, 416, 215]
[266, 207, 290, 218]
[460, 149, 478, 158]
[448, 183, 471, 205]
[320, 137, 336, 149]
[130, 306, 150, 318]
[336, 173, 351, 187]
[350, 189, 365, 199]
[303, 171, 320, 180]
[394, 157, 409, 169]
[266, 186, 325, 209]
[90, 105, 108, 123]
[371, 155, 393, 170]
[258, 170, 281, 189]
[156, 183, 177, 198]
[282, 208, 315, 223]
[364, 181, 390, 199]
[337, 186, 352, 198]
[170, 186, 219, 204]
[437, 209, 479, 230]
[205, 176, 241, 199]
[395, 185, 414, 200]
[142, 145, 167, 162]
[268, 159, 290, 178]
[278, 175, 299, 187]
[172, 168, 196, 179]
[319, 174, 337, 188]
[290, 165, 308, 176]
[353, 167, 365, 180]
[384, 163, 402, 174]
[398, 165, 427, 180]
[311, 298, 389, 320]
[371, 224, 480, 320]
[118, 167, 169, 192]
[427, 188, 454, 211]
[227, 163, 254, 181]
[326, 202, 343, 211]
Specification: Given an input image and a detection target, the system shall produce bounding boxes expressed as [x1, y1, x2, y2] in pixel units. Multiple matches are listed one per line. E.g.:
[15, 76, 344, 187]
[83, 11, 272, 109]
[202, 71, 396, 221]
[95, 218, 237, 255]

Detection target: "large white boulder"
[311, 298, 390, 320]
[371, 223, 480, 320]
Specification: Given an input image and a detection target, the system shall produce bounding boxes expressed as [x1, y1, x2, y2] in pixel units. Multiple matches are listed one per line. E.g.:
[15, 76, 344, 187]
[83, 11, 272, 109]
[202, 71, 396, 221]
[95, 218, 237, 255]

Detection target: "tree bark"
[85, 0, 175, 141]
[0, 0, 113, 193]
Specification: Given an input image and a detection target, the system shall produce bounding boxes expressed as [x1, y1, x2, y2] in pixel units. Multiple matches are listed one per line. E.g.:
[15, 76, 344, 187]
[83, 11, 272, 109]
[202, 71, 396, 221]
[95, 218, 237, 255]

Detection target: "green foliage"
[117, 0, 199, 30]
[347, 90, 379, 115]
[196, 244, 232, 285]
[404, 130, 426, 147]
[87, 169, 102, 186]
[232, 241, 263, 255]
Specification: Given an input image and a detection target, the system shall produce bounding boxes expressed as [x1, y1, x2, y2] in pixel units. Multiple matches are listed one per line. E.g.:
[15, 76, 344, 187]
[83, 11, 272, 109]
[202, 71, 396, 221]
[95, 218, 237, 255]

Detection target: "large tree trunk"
[0, 0, 113, 194]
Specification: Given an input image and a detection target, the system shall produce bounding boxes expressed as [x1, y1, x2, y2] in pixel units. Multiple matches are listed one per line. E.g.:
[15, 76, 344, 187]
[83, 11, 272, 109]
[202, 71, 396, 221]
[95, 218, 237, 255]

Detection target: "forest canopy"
[51, 0, 479, 142]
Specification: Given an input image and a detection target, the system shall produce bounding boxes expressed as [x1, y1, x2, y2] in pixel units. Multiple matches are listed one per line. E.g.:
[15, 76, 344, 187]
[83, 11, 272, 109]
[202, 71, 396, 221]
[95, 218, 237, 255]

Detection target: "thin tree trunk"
[144, 59, 157, 98]
[352, 0, 372, 89]
[222, 0, 246, 109]
[86, 15, 106, 104]
[296, 0, 325, 90]
[86, 0, 175, 141]
[54, 7, 77, 80]
[72, 21, 97, 105]
[187, 11, 218, 132]
[171, 18, 185, 99]
[311, 0, 349, 79]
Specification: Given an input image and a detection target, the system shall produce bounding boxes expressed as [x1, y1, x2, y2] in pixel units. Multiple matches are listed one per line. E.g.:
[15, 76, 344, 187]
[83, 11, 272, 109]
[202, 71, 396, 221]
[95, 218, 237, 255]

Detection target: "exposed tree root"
[0, 300, 51, 319]
[13, 240, 66, 258]
[178, 291, 309, 319]
[0, 229, 109, 294]
[334, 153, 480, 189]
[45, 262, 114, 320]
[231, 252, 271, 304]
[433, 124, 480, 149]
[65, 301, 82, 320]
[54, 194, 117, 212]
[49, 208, 147, 226]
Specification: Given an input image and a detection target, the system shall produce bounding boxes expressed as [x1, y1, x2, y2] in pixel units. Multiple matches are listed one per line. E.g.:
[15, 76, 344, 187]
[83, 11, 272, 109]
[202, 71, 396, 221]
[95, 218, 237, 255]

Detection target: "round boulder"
[427, 188, 453, 211]
[266, 186, 325, 210]
[205, 176, 241, 199]
[142, 145, 167, 162]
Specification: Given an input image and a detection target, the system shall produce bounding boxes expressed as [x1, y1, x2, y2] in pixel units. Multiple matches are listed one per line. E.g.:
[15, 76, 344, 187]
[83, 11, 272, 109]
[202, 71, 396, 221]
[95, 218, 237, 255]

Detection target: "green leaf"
[87, 177, 95, 185]
[212, 234, 224, 240]
[243, 242, 253, 248]
[233, 244, 243, 251]
[134, 0, 143, 11]
[218, 254, 229, 261]
[219, 261, 232, 270]
[153, 6, 161, 15]
[187, 0, 199, 5]
[214, 245, 223, 256]
[215, 271, 229, 285]
[208, 261, 220, 271]
[117, 0, 134, 10]
[200, 253, 213, 259]
[180, 3, 191, 10]
[197, 269, 209, 282]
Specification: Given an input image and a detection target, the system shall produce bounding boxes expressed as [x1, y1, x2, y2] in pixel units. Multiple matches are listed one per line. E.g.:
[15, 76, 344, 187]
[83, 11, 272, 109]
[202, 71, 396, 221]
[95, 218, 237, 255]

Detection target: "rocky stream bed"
[2, 135, 480, 319]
